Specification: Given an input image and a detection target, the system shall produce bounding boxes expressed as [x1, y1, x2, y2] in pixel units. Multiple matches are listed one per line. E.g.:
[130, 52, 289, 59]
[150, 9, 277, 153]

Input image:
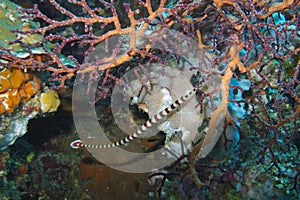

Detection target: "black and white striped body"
[70, 88, 197, 149]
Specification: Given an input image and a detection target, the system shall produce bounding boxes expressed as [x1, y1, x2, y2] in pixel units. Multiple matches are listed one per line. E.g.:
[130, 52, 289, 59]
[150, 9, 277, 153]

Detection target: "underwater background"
[0, 0, 299, 199]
